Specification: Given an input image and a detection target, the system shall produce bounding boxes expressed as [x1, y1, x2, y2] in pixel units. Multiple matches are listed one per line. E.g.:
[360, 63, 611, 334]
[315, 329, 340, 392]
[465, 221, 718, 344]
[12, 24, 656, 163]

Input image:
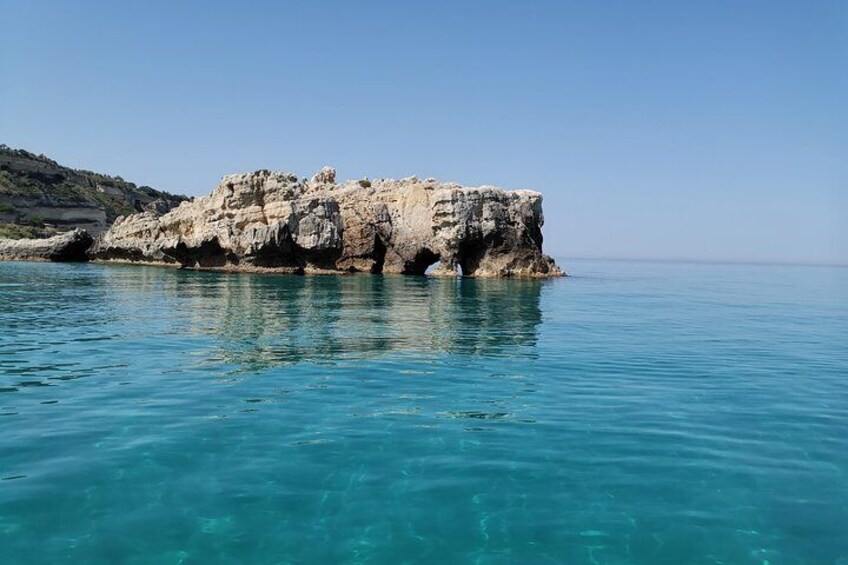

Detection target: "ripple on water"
[0, 261, 846, 564]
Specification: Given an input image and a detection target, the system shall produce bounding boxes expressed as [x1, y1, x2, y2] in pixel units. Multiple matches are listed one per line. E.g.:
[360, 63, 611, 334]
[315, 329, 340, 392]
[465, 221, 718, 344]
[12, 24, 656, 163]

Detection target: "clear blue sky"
[2, 1, 845, 264]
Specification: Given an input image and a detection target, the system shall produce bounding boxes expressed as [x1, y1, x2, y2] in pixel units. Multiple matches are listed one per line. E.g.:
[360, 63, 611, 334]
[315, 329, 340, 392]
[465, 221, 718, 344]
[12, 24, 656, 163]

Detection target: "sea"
[0, 260, 846, 564]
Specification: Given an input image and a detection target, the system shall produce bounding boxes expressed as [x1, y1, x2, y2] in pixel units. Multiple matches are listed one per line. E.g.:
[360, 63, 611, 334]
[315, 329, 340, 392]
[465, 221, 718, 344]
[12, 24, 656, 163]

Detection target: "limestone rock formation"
[92, 168, 563, 278]
[0, 228, 93, 262]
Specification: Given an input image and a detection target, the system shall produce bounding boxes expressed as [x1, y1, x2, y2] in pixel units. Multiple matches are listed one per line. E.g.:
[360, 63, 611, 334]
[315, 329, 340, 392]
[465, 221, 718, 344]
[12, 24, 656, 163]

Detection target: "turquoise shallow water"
[0, 260, 846, 564]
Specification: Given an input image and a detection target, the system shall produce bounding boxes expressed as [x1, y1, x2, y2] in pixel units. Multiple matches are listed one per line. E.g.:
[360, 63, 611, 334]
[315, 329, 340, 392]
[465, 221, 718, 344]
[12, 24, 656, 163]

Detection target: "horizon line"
[554, 256, 848, 269]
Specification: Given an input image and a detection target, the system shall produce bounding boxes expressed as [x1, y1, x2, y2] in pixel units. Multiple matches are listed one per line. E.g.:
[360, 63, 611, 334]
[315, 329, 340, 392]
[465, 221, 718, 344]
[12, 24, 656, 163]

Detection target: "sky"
[2, 0, 846, 264]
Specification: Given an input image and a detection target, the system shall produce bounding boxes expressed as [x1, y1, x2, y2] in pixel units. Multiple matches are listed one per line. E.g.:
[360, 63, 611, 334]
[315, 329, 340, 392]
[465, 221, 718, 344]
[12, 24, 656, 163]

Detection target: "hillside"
[0, 145, 187, 238]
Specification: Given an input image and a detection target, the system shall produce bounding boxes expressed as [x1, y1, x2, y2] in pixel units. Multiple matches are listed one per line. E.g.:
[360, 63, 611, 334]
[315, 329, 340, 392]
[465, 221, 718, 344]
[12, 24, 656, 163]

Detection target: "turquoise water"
[0, 260, 846, 564]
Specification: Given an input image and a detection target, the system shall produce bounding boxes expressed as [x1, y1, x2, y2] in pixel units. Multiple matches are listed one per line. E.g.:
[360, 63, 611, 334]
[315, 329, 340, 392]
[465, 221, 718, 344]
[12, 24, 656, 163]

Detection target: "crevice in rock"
[458, 241, 489, 277]
[371, 235, 387, 274]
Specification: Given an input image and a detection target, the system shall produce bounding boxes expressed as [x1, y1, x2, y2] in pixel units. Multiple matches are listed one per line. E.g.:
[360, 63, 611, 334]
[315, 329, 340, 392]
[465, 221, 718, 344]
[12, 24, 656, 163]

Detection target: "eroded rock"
[91, 168, 563, 277]
[0, 228, 94, 262]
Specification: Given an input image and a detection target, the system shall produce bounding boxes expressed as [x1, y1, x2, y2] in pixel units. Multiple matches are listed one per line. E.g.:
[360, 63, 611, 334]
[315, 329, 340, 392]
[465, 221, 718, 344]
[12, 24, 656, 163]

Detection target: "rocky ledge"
[91, 168, 563, 277]
[0, 228, 93, 262]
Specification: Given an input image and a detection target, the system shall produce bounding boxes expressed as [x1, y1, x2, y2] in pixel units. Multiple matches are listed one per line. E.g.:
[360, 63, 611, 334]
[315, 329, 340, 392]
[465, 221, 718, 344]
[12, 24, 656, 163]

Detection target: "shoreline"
[0, 256, 566, 280]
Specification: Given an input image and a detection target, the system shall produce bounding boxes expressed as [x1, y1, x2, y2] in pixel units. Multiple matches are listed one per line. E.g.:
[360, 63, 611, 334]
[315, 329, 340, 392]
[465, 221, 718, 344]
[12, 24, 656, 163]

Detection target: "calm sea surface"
[0, 260, 846, 564]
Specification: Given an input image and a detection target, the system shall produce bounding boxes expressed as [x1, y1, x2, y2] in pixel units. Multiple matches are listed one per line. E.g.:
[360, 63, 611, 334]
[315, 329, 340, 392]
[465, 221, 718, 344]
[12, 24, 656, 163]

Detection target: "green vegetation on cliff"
[0, 145, 187, 237]
[0, 223, 60, 240]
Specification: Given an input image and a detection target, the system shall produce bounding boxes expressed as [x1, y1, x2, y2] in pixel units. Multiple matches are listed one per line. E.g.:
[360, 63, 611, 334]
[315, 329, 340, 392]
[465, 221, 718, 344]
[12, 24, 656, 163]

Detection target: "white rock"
[91, 169, 563, 277]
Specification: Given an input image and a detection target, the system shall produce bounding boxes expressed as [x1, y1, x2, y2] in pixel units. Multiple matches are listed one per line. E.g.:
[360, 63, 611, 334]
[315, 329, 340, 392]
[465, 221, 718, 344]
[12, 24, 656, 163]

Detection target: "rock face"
[0, 228, 94, 262]
[0, 145, 187, 235]
[92, 168, 562, 278]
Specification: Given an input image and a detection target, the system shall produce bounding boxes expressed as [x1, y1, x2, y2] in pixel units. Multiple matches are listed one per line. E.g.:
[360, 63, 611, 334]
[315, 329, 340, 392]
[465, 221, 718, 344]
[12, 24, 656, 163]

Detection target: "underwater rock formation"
[91, 168, 562, 278]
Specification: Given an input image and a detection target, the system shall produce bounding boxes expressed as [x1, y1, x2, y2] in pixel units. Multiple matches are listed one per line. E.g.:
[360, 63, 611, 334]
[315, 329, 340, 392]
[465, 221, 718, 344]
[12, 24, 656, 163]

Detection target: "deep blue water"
[0, 260, 846, 564]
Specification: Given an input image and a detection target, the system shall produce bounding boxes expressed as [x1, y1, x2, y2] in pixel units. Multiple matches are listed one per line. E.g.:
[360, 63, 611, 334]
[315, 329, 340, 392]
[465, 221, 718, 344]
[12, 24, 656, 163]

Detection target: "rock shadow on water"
[158, 271, 546, 370]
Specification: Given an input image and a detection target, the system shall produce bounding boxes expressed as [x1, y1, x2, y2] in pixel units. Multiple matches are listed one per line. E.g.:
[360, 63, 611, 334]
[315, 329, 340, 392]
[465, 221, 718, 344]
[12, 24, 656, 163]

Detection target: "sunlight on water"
[0, 261, 846, 563]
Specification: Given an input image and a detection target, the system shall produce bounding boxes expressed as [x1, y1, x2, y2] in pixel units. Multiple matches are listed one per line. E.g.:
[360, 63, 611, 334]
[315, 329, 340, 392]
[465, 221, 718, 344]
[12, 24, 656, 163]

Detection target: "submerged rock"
[91, 169, 563, 277]
[0, 228, 93, 262]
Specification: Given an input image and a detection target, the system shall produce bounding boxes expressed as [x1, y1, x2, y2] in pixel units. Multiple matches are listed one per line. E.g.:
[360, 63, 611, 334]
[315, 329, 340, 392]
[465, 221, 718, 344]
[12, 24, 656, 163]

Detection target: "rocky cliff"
[93, 167, 562, 278]
[0, 145, 187, 236]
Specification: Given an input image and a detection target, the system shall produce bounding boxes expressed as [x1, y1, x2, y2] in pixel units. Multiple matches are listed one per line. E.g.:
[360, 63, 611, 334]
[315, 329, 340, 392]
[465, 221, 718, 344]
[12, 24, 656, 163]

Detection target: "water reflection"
[0, 264, 547, 385]
[158, 271, 545, 369]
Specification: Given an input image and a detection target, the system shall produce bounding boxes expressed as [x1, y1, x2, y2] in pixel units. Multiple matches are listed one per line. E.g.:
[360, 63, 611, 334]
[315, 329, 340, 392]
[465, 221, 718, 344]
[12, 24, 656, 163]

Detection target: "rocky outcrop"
[92, 168, 562, 278]
[0, 228, 93, 262]
[0, 145, 187, 235]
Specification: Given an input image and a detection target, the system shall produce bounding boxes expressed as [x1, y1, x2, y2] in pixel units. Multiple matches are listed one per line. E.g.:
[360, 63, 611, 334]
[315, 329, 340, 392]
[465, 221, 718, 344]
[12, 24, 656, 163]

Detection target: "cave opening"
[170, 238, 230, 268]
[403, 248, 440, 276]
[251, 226, 299, 269]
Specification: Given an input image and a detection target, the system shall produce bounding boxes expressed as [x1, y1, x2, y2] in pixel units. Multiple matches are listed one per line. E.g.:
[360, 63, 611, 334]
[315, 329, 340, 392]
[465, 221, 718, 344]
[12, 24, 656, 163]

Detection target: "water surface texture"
[1, 261, 846, 564]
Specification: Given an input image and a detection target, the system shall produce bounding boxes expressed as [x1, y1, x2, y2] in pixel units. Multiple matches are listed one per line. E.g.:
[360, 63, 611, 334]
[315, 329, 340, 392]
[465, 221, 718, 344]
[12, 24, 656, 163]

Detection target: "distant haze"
[2, 1, 845, 265]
